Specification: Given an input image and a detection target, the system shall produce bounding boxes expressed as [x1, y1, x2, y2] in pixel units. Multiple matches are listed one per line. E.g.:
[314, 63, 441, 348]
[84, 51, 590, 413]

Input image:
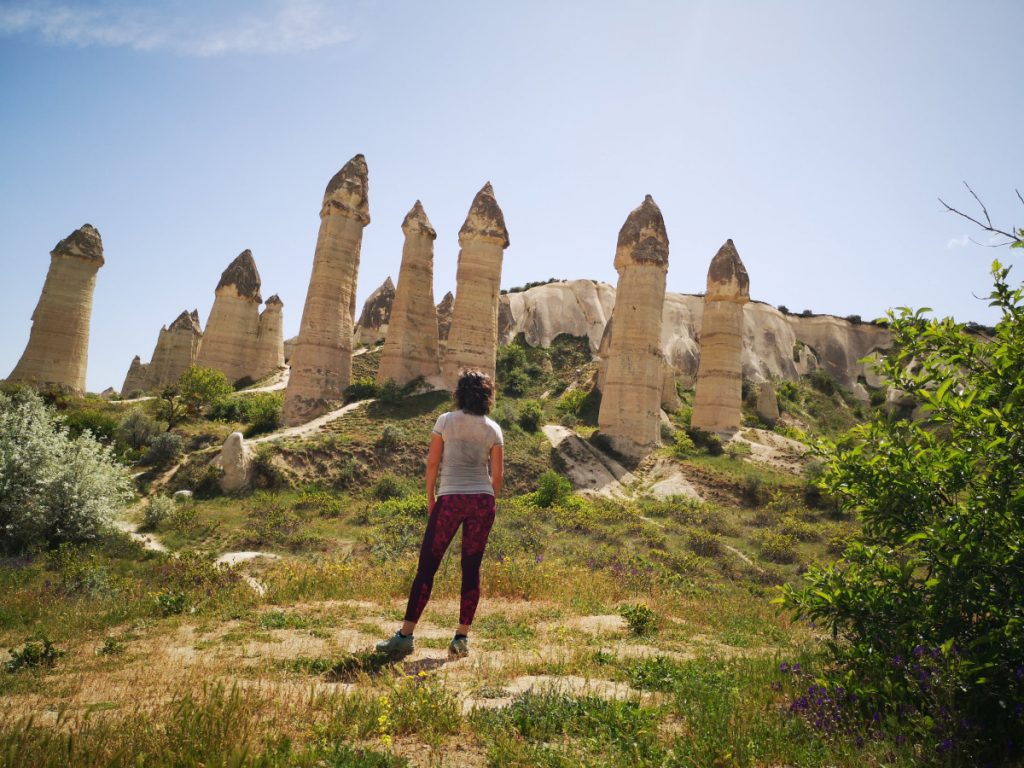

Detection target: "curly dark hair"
[454, 370, 495, 415]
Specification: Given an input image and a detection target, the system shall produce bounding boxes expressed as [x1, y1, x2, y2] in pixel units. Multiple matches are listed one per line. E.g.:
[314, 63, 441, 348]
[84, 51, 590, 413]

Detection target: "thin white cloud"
[947, 234, 970, 249]
[0, 0, 354, 56]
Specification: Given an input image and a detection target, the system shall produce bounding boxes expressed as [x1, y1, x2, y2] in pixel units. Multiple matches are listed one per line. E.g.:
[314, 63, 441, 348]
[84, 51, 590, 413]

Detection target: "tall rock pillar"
[597, 196, 670, 459]
[195, 249, 263, 383]
[254, 295, 285, 378]
[150, 310, 203, 388]
[283, 154, 370, 425]
[8, 224, 104, 395]
[443, 183, 509, 387]
[691, 239, 750, 433]
[377, 201, 441, 387]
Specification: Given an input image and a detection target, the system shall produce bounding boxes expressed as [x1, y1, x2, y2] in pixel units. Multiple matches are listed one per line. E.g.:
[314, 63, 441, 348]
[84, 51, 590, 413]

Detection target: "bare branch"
[964, 181, 993, 228]
[939, 183, 1022, 246]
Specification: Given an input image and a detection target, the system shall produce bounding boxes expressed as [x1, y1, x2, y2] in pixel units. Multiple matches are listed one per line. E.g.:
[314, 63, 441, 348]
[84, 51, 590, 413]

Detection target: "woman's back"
[433, 410, 503, 496]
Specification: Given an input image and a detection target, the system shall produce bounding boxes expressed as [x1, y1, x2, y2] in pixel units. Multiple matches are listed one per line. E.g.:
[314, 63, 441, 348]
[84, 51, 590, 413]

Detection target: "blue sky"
[1, 0, 1022, 392]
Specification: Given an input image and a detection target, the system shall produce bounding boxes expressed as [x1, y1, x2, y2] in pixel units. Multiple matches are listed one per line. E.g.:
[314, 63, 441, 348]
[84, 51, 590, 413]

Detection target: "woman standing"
[377, 370, 504, 660]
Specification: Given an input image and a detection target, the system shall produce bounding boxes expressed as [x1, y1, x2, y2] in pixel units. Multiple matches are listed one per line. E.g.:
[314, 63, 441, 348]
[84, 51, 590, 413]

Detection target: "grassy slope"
[0, 339, 908, 767]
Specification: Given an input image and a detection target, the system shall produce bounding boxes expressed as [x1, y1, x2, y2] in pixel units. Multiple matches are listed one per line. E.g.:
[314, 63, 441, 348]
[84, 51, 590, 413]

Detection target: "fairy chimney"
[436, 291, 454, 342]
[195, 249, 263, 384]
[254, 294, 285, 378]
[120, 355, 149, 397]
[597, 196, 670, 458]
[442, 183, 510, 387]
[377, 201, 442, 386]
[149, 310, 203, 389]
[691, 239, 750, 433]
[354, 276, 395, 347]
[283, 154, 370, 425]
[7, 224, 104, 395]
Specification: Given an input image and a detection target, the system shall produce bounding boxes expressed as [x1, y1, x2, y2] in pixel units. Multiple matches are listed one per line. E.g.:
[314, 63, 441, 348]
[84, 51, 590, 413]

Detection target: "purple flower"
[791, 662, 802, 673]
[780, 662, 790, 672]
[937, 738, 954, 753]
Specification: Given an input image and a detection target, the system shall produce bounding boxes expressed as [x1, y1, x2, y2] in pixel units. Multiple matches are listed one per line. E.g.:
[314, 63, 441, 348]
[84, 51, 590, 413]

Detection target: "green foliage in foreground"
[0, 389, 133, 554]
[782, 262, 1024, 762]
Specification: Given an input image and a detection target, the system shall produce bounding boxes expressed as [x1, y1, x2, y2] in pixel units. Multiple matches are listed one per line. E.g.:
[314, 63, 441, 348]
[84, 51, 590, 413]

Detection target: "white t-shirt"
[432, 410, 504, 496]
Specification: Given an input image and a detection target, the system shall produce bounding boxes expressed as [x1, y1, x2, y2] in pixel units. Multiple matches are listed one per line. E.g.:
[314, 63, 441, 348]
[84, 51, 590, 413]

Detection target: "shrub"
[377, 424, 405, 453]
[686, 427, 723, 456]
[669, 430, 696, 458]
[619, 603, 658, 636]
[250, 445, 287, 490]
[61, 409, 119, 444]
[177, 366, 233, 416]
[534, 470, 572, 508]
[782, 260, 1024, 760]
[686, 528, 722, 557]
[242, 393, 282, 436]
[344, 377, 379, 402]
[142, 495, 176, 531]
[725, 441, 752, 460]
[4, 636, 64, 673]
[758, 530, 797, 563]
[143, 432, 184, 466]
[377, 378, 405, 405]
[0, 390, 133, 554]
[557, 388, 589, 417]
[370, 474, 406, 501]
[517, 399, 543, 432]
[118, 409, 163, 449]
[808, 369, 835, 396]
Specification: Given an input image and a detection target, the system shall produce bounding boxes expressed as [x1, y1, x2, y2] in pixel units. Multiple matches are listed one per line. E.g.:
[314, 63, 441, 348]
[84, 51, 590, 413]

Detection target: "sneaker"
[448, 635, 469, 660]
[375, 631, 414, 659]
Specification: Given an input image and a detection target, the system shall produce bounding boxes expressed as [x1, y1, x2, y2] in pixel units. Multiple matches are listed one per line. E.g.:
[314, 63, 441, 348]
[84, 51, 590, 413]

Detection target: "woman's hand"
[425, 433, 443, 515]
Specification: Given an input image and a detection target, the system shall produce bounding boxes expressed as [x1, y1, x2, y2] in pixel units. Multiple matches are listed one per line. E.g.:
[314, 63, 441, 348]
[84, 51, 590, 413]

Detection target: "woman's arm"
[425, 432, 444, 513]
[490, 443, 504, 497]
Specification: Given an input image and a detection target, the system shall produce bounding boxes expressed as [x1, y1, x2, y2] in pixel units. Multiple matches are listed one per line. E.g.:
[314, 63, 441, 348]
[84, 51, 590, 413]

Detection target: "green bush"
[370, 474, 406, 501]
[142, 495, 176, 531]
[757, 530, 797, 563]
[344, 377, 379, 402]
[118, 409, 163, 449]
[178, 366, 233, 416]
[4, 636, 64, 673]
[686, 528, 723, 557]
[0, 389, 133, 554]
[670, 430, 696, 458]
[619, 603, 659, 636]
[534, 470, 572, 508]
[61, 409, 119, 444]
[377, 424, 405, 453]
[687, 427, 723, 456]
[782, 260, 1024, 760]
[517, 399, 543, 432]
[143, 432, 184, 466]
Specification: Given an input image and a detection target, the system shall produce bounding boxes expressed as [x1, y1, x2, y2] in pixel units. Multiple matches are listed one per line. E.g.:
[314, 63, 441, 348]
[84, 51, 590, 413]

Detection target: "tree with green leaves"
[177, 366, 232, 417]
[782, 231, 1022, 760]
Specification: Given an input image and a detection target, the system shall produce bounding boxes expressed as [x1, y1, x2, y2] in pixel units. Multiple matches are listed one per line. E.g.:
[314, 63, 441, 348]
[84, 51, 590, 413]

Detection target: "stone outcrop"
[219, 431, 251, 493]
[354, 277, 395, 348]
[120, 309, 203, 395]
[254, 294, 285, 378]
[283, 154, 370, 425]
[500, 279, 616, 353]
[377, 201, 442, 386]
[756, 381, 780, 426]
[443, 183, 510, 386]
[436, 292, 454, 342]
[691, 239, 750, 433]
[597, 195, 670, 458]
[7, 224, 104, 394]
[195, 250, 264, 383]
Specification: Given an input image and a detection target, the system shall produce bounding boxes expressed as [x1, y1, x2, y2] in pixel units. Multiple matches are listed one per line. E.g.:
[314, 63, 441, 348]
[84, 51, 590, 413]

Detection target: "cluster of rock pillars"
[5, 152, 855, 461]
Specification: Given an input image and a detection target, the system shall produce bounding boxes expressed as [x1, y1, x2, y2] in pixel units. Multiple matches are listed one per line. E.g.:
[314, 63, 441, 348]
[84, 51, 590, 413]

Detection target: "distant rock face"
[354, 276, 395, 348]
[497, 282, 891, 392]
[120, 309, 203, 396]
[219, 431, 251, 493]
[7, 224, 104, 395]
[254, 294, 285, 378]
[377, 201, 442, 386]
[442, 183, 509, 387]
[284, 154, 370, 426]
[598, 196, 670, 458]
[195, 250, 264, 383]
[691, 240, 750, 433]
[436, 292, 454, 342]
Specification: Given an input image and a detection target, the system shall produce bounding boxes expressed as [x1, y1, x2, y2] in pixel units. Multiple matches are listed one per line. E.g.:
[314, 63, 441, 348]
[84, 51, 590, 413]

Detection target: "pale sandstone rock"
[501, 279, 616, 352]
[691, 239, 750, 433]
[442, 183, 509, 387]
[787, 314, 891, 390]
[220, 431, 251, 493]
[121, 355, 149, 396]
[354, 277, 395, 348]
[756, 381, 780, 426]
[195, 250, 264, 383]
[7, 224, 104, 395]
[254, 294, 285, 379]
[377, 201, 442, 386]
[283, 154, 370, 426]
[597, 195, 670, 458]
[436, 291, 454, 341]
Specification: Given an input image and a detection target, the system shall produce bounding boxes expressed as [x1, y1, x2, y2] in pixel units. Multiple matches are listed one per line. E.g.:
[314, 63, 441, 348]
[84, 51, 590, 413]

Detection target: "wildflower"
[780, 662, 790, 672]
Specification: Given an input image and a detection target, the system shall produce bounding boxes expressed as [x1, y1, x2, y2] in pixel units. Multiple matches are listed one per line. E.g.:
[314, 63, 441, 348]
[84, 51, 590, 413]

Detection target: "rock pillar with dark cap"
[354, 276, 395, 348]
[443, 183, 509, 387]
[691, 239, 750, 433]
[377, 201, 442, 386]
[150, 310, 203, 388]
[8, 224, 105, 395]
[195, 249, 263, 383]
[255, 294, 285, 378]
[597, 196, 670, 458]
[283, 154, 370, 425]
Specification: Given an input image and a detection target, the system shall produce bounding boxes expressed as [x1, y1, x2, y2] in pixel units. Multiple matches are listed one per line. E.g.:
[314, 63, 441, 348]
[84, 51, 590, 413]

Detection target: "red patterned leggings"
[403, 493, 496, 626]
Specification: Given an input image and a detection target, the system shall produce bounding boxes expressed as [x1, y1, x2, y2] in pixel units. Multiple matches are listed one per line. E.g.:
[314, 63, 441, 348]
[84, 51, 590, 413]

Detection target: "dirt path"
[249, 399, 370, 445]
